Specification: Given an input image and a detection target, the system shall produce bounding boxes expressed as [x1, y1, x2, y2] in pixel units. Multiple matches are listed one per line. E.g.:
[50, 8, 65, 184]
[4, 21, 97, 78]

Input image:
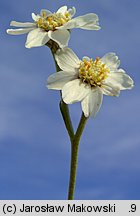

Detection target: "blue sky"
[0, 0, 140, 199]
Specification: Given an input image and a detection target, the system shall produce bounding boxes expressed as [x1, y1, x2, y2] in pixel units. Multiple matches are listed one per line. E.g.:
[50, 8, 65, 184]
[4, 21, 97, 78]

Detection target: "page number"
[129, 204, 136, 212]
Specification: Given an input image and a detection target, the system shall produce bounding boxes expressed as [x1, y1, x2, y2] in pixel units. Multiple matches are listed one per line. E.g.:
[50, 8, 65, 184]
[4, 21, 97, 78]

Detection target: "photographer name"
[19, 203, 116, 213]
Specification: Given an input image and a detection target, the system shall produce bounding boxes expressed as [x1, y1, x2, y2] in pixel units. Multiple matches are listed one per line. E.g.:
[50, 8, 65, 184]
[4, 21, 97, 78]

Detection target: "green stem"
[50, 47, 74, 142]
[59, 100, 74, 142]
[68, 113, 88, 200]
[48, 42, 88, 200]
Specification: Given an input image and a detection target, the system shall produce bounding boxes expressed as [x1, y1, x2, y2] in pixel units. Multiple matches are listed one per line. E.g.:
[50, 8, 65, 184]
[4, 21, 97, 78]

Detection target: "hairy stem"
[68, 113, 88, 200]
[59, 100, 74, 142]
[48, 42, 88, 200]
[50, 45, 74, 142]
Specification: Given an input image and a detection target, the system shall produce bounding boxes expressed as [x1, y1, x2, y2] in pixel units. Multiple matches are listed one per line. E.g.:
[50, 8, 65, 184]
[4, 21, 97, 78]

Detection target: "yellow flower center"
[79, 57, 110, 87]
[36, 11, 71, 31]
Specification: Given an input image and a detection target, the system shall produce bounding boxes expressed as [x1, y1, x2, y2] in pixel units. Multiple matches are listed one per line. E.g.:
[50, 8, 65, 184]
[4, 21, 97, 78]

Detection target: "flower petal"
[102, 83, 120, 96]
[10, 21, 36, 28]
[101, 53, 120, 70]
[40, 9, 52, 16]
[118, 68, 126, 73]
[74, 13, 99, 26]
[25, 28, 49, 48]
[55, 48, 80, 71]
[62, 79, 91, 104]
[83, 56, 91, 61]
[31, 13, 40, 21]
[48, 29, 70, 48]
[105, 71, 134, 90]
[81, 87, 103, 117]
[58, 13, 100, 30]
[6, 27, 35, 35]
[47, 70, 77, 90]
[57, 6, 67, 14]
[80, 22, 101, 30]
[68, 7, 76, 18]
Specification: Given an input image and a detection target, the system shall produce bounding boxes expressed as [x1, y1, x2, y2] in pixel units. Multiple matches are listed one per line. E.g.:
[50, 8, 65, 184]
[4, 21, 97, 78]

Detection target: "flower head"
[47, 48, 134, 117]
[7, 6, 100, 48]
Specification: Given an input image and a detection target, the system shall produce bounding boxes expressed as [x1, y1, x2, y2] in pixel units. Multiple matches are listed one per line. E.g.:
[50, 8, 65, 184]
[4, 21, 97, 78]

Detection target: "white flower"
[6, 6, 100, 49]
[47, 48, 134, 117]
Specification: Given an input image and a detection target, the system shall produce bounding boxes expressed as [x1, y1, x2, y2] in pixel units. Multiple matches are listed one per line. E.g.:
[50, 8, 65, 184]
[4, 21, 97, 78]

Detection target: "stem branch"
[50, 47, 74, 142]
[59, 100, 74, 142]
[68, 113, 88, 200]
[49, 43, 88, 200]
